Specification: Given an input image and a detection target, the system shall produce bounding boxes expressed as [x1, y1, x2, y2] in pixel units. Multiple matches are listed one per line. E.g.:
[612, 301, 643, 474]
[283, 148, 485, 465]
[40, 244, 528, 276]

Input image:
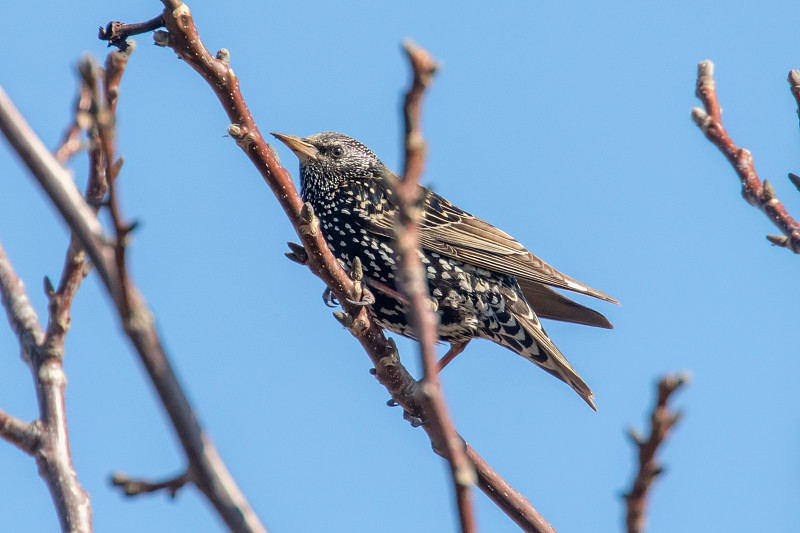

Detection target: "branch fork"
[693, 59, 800, 253]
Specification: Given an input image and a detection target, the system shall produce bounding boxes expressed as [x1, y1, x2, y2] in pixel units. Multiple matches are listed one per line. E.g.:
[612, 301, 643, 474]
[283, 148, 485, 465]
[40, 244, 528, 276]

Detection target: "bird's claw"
[322, 287, 339, 308]
[345, 287, 375, 307]
[403, 411, 424, 428]
[285, 241, 309, 265]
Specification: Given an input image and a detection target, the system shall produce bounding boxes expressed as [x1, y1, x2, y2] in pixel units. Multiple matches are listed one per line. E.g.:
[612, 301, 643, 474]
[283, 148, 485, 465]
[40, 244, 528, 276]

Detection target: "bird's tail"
[497, 289, 596, 410]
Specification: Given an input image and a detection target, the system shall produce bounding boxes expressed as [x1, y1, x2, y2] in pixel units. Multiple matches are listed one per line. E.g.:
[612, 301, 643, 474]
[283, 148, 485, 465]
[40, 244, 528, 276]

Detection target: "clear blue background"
[2, 1, 799, 532]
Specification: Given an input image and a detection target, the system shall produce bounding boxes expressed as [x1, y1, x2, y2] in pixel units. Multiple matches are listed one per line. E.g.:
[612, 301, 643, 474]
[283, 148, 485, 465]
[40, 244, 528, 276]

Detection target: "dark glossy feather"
[517, 280, 613, 329]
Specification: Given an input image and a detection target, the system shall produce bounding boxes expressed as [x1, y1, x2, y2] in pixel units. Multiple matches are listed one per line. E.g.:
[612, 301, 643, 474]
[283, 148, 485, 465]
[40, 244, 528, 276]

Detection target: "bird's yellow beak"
[271, 132, 318, 161]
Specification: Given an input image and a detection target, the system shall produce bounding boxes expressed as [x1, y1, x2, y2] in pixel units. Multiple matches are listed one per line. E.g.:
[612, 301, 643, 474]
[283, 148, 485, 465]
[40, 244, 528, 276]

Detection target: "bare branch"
[396, 41, 477, 533]
[468, 446, 557, 533]
[0, 50, 265, 533]
[43, 59, 105, 356]
[98, 16, 165, 51]
[692, 60, 800, 253]
[788, 69, 800, 125]
[111, 470, 191, 498]
[53, 76, 92, 165]
[0, 240, 92, 533]
[624, 373, 689, 533]
[0, 242, 45, 359]
[0, 83, 120, 297]
[401, 40, 438, 183]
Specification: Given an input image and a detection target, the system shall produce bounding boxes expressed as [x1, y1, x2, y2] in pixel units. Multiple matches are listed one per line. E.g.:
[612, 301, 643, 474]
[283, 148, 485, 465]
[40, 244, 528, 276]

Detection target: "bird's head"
[271, 132, 386, 201]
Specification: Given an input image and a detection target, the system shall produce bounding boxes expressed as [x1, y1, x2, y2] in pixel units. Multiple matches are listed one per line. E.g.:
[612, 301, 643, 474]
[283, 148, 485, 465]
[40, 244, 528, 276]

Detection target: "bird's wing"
[359, 179, 617, 304]
[402, 185, 618, 304]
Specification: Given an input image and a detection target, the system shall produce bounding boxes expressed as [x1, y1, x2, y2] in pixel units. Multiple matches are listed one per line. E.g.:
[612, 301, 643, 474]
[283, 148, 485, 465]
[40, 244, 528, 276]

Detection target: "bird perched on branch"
[273, 131, 617, 410]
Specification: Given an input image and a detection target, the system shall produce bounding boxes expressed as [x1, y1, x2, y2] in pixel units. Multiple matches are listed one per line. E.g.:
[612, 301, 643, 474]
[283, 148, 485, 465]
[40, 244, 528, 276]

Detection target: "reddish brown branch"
[97, 3, 557, 531]
[396, 41, 477, 533]
[623, 373, 689, 533]
[0, 59, 123, 532]
[401, 41, 438, 183]
[692, 60, 800, 253]
[468, 446, 556, 533]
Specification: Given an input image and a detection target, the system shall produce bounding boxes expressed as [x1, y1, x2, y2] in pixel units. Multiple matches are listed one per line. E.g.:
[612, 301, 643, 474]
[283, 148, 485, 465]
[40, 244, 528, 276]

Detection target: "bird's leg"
[322, 287, 339, 308]
[345, 256, 376, 307]
[436, 340, 470, 372]
[346, 290, 375, 307]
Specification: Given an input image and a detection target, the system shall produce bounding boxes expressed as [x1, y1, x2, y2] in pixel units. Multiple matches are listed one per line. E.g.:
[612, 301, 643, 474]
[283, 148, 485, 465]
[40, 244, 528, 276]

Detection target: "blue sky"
[2, 1, 799, 532]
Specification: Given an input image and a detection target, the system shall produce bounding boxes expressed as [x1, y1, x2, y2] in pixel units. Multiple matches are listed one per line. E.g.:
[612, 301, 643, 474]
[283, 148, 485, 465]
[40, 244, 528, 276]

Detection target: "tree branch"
[0, 240, 92, 533]
[788, 69, 800, 126]
[0, 50, 266, 533]
[98, 16, 165, 52]
[623, 373, 689, 533]
[43, 57, 108, 356]
[692, 60, 800, 253]
[53, 77, 92, 165]
[96, 2, 559, 531]
[111, 470, 191, 498]
[396, 41, 477, 533]
[468, 446, 557, 533]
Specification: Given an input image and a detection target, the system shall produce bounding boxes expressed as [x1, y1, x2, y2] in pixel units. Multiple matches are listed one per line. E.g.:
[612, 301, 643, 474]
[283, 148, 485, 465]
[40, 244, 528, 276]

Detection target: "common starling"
[273, 131, 617, 410]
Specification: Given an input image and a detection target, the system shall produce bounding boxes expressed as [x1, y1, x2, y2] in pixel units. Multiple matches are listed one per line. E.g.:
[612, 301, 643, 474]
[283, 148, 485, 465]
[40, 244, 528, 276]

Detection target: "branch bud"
[216, 48, 230, 64]
[153, 30, 170, 47]
[761, 179, 776, 202]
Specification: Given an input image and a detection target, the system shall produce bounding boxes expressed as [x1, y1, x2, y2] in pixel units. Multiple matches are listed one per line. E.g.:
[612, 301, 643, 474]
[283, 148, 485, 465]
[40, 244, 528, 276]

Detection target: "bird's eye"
[331, 146, 344, 158]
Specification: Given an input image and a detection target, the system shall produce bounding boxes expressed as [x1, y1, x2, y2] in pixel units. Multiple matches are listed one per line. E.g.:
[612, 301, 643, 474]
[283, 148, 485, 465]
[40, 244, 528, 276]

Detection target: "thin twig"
[98, 16, 165, 51]
[0, 84, 119, 298]
[98, 3, 558, 531]
[396, 41, 477, 533]
[111, 470, 191, 498]
[692, 60, 800, 253]
[43, 57, 107, 357]
[0, 407, 40, 456]
[788, 70, 800, 125]
[53, 79, 92, 165]
[623, 373, 689, 533]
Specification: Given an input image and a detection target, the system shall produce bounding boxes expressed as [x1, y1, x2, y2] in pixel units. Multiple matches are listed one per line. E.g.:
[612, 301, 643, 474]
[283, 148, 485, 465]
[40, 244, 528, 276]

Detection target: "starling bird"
[273, 132, 617, 410]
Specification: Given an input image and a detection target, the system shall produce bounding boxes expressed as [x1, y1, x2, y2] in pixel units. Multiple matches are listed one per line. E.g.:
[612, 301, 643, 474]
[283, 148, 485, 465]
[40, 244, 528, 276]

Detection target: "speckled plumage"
[273, 131, 617, 410]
